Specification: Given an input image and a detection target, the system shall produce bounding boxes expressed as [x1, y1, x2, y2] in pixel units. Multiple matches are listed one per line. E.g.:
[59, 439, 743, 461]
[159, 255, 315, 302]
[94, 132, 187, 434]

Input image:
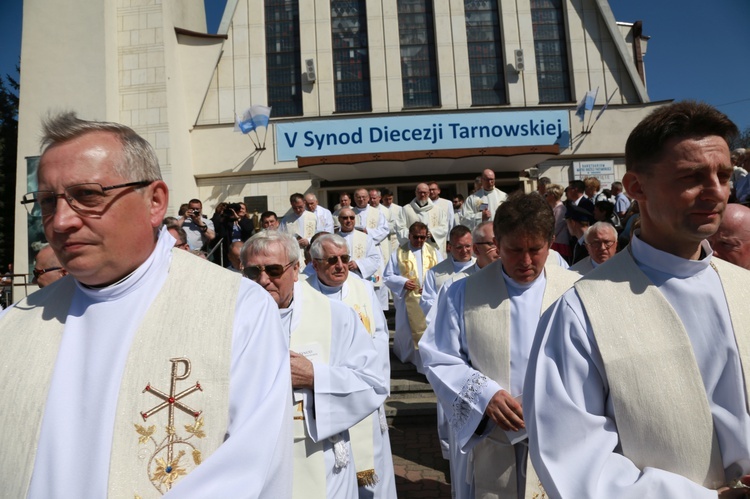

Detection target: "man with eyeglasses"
[337, 208, 382, 284]
[570, 222, 618, 274]
[166, 223, 190, 251]
[305, 233, 396, 498]
[460, 169, 508, 230]
[241, 230, 387, 499]
[32, 245, 67, 288]
[420, 225, 475, 317]
[384, 221, 443, 372]
[419, 192, 579, 499]
[4, 112, 293, 498]
[281, 193, 319, 260]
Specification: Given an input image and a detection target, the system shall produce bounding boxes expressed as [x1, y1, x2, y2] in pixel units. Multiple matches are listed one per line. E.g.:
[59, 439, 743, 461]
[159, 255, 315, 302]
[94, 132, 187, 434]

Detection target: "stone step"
[385, 396, 438, 425]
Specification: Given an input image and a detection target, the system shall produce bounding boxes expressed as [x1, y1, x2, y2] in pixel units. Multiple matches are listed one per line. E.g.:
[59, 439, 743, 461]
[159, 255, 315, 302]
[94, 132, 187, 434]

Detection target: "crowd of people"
[2, 101, 750, 499]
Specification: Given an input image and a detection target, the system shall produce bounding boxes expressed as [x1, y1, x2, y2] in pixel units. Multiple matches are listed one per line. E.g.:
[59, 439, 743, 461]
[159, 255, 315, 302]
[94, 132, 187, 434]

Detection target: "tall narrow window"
[398, 0, 439, 108]
[531, 0, 571, 103]
[331, 0, 372, 113]
[464, 0, 506, 106]
[265, 0, 303, 117]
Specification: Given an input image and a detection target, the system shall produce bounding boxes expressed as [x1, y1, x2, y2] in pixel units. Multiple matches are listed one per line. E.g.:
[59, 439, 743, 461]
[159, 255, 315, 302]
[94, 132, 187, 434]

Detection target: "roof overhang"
[297, 145, 559, 181]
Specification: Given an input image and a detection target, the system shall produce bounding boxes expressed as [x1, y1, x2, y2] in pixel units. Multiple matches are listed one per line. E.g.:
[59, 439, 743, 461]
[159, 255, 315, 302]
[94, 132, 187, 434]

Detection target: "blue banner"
[276, 110, 570, 162]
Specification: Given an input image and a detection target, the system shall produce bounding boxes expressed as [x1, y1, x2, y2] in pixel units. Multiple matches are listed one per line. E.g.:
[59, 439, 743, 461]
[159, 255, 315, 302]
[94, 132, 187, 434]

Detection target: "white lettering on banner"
[276, 110, 571, 161]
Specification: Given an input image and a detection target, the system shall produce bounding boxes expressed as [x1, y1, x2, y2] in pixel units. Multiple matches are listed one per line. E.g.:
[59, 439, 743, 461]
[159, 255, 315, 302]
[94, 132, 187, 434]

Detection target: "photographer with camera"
[179, 198, 216, 251]
[215, 202, 255, 267]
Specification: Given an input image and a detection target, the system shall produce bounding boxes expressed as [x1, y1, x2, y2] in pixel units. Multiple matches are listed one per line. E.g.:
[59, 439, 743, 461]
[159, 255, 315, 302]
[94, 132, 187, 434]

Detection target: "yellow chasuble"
[397, 243, 439, 346]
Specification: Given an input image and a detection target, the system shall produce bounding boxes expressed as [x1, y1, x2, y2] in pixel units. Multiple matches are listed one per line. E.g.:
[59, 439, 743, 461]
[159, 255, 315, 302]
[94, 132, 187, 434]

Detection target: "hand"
[347, 260, 359, 271]
[298, 238, 310, 248]
[481, 208, 491, 221]
[485, 389, 524, 432]
[290, 351, 314, 389]
[717, 487, 750, 498]
[404, 279, 418, 291]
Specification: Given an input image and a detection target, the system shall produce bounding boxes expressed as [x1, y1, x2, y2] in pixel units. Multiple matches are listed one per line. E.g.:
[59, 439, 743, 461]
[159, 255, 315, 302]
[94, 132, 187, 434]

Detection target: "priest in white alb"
[1, 113, 292, 498]
[460, 169, 508, 230]
[420, 225, 476, 316]
[384, 221, 443, 372]
[306, 234, 396, 498]
[419, 192, 579, 499]
[398, 183, 450, 256]
[337, 208, 382, 283]
[242, 230, 387, 499]
[281, 192, 319, 260]
[524, 101, 750, 499]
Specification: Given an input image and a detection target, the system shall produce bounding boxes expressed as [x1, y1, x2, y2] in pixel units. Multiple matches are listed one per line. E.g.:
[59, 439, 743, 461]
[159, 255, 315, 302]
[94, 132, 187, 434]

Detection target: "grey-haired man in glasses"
[241, 230, 387, 498]
[32, 245, 67, 288]
[3, 112, 293, 498]
[337, 207, 382, 283]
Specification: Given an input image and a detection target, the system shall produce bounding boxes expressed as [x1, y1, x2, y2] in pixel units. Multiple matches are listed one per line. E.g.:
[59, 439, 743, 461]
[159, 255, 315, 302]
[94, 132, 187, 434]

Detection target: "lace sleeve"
[450, 371, 489, 432]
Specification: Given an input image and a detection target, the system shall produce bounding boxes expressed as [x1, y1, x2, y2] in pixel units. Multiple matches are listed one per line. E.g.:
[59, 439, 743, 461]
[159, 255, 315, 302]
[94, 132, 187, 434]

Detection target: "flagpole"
[584, 87, 599, 133]
[588, 89, 618, 134]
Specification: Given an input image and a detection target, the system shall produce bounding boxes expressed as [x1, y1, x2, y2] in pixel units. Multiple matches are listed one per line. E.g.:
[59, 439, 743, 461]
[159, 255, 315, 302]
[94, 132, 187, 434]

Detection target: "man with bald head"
[570, 222, 618, 274]
[337, 208, 382, 282]
[398, 183, 450, 256]
[32, 245, 67, 288]
[710, 203, 750, 269]
[305, 193, 334, 234]
[460, 169, 508, 230]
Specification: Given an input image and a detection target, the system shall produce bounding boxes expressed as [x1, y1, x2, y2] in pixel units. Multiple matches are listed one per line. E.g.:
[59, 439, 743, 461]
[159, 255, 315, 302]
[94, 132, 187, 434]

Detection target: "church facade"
[14, 0, 657, 272]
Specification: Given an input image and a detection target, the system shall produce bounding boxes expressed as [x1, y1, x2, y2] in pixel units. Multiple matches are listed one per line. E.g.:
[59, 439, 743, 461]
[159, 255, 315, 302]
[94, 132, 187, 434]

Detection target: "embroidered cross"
[141, 358, 202, 464]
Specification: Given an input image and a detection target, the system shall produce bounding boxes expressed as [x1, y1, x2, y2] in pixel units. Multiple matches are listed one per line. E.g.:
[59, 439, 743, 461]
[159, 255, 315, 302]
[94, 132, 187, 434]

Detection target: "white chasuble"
[463, 261, 579, 499]
[575, 249, 750, 489]
[397, 243, 439, 345]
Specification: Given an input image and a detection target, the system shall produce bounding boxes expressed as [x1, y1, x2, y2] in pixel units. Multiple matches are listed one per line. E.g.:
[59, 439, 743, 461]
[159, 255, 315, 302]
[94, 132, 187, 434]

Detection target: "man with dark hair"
[260, 210, 280, 230]
[384, 221, 443, 371]
[565, 205, 596, 264]
[179, 198, 216, 251]
[420, 192, 579, 499]
[536, 176, 551, 196]
[4, 112, 292, 497]
[281, 192, 319, 258]
[380, 188, 402, 254]
[565, 180, 595, 214]
[452, 194, 464, 225]
[166, 223, 190, 251]
[524, 101, 750, 497]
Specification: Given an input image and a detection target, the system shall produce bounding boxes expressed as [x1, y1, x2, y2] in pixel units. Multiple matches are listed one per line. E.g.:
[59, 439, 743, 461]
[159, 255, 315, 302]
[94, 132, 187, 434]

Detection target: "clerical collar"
[81, 269, 138, 289]
[500, 263, 545, 290]
[452, 258, 474, 272]
[416, 200, 428, 207]
[408, 243, 422, 252]
[317, 279, 343, 298]
[630, 234, 712, 279]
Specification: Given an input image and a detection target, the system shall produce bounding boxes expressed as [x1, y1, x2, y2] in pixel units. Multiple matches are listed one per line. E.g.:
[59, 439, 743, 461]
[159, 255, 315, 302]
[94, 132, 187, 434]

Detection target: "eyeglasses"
[21, 181, 153, 218]
[315, 255, 351, 265]
[411, 234, 428, 240]
[33, 267, 64, 278]
[585, 240, 616, 249]
[243, 261, 295, 280]
[475, 241, 496, 248]
[339, 216, 356, 220]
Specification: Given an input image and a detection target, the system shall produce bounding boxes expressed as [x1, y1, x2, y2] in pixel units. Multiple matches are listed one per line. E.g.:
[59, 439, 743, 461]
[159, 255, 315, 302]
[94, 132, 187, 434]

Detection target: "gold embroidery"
[136, 357, 205, 495]
[353, 304, 373, 335]
[294, 399, 305, 420]
[531, 480, 548, 498]
[357, 469, 379, 487]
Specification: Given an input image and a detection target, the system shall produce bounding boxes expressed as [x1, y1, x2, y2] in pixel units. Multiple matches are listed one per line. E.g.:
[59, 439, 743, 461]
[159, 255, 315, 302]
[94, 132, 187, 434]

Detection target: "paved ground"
[389, 416, 452, 498]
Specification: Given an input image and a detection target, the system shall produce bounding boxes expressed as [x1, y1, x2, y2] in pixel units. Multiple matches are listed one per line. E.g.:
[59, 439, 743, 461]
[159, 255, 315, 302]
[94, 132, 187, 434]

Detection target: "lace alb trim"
[450, 372, 488, 432]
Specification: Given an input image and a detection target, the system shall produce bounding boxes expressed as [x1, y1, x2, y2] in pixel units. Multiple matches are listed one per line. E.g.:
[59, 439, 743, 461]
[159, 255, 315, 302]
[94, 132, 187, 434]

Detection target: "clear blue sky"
[2, 0, 748, 132]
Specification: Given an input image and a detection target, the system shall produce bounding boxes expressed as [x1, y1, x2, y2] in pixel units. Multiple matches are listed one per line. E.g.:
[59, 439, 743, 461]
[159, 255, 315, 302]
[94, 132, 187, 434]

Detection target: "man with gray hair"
[305, 192, 334, 234]
[570, 222, 618, 274]
[306, 233, 396, 498]
[4, 112, 292, 497]
[242, 230, 387, 499]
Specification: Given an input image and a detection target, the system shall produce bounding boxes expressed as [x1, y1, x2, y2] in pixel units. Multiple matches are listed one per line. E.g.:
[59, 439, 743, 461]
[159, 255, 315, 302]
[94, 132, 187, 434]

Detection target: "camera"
[190, 209, 200, 216]
[224, 203, 242, 220]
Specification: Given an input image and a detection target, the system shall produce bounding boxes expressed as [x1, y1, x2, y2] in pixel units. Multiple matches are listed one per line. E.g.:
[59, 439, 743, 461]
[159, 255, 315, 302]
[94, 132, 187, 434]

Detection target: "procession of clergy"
[3, 100, 750, 499]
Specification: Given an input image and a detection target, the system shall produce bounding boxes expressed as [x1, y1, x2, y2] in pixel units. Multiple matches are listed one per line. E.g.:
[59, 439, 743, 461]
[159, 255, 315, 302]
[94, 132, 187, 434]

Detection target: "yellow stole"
[397, 243, 439, 346]
[575, 251, 750, 489]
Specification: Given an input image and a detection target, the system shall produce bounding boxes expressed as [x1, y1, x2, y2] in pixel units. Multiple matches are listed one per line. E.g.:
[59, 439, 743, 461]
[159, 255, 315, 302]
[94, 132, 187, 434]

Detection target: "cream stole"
[463, 261, 579, 499]
[0, 250, 237, 498]
[575, 251, 750, 489]
[340, 276, 378, 487]
[290, 283, 333, 499]
[285, 211, 318, 259]
[430, 257, 475, 290]
[349, 230, 369, 263]
[359, 207, 386, 288]
[397, 243, 439, 344]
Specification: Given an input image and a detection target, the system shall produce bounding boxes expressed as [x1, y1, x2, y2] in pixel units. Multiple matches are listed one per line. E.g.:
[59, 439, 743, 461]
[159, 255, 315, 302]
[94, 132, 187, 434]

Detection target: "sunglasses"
[315, 255, 351, 265]
[339, 216, 356, 220]
[243, 261, 295, 280]
[33, 267, 64, 278]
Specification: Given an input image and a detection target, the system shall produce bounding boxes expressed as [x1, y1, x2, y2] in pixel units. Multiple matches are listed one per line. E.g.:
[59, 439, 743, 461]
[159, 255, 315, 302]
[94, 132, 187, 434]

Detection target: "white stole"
[0, 250, 237, 498]
[290, 283, 333, 499]
[575, 250, 750, 489]
[463, 261, 579, 499]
